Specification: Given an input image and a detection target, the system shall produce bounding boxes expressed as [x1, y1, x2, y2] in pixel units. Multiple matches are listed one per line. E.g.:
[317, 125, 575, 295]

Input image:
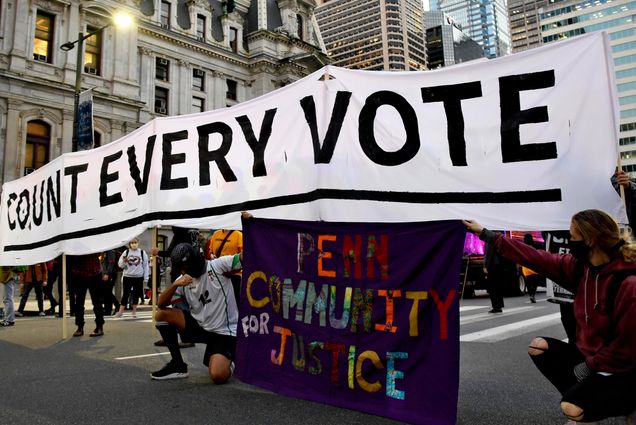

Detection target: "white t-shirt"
[174, 254, 241, 336]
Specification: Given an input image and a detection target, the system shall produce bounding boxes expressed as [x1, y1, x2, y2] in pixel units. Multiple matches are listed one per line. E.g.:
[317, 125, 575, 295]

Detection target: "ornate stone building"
[0, 0, 327, 185]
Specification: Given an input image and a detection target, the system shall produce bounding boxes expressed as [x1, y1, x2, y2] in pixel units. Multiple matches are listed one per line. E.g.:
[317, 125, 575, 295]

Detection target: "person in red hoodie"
[464, 209, 636, 424]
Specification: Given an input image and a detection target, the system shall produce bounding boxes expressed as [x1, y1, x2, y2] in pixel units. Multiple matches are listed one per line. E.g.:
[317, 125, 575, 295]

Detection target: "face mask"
[129, 243, 139, 250]
[569, 240, 589, 261]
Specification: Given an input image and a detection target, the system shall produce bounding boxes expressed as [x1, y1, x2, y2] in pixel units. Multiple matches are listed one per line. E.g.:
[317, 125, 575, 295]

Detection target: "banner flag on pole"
[77, 89, 94, 151]
[236, 218, 466, 425]
[0, 32, 625, 265]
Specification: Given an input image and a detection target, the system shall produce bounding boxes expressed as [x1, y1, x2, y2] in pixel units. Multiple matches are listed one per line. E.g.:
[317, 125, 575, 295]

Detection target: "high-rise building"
[508, 0, 548, 52]
[0, 0, 327, 185]
[315, 0, 427, 71]
[539, 0, 636, 173]
[437, 0, 511, 58]
[425, 11, 484, 68]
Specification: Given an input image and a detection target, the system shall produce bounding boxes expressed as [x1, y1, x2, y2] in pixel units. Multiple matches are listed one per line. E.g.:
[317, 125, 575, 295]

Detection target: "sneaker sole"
[150, 372, 189, 381]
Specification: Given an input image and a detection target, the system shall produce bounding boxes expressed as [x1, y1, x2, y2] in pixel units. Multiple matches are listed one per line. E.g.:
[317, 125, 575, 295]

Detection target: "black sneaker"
[0, 320, 15, 326]
[151, 361, 188, 380]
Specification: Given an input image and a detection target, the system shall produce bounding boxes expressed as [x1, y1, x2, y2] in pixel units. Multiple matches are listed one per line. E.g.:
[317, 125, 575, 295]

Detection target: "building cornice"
[138, 24, 248, 67]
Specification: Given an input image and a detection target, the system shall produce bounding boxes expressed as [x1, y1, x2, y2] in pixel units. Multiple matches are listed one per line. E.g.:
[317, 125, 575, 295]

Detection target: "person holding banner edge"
[464, 210, 636, 424]
[150, 239, 243, 382]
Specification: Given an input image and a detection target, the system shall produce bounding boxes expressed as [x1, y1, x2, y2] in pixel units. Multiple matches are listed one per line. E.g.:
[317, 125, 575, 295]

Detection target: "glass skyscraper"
[539, 0, 636, 174]
[436, 0, 511, 58]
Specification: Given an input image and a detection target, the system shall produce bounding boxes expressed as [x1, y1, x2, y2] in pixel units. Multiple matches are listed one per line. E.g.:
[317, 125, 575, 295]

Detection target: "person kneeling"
[151, 242, 241, 383]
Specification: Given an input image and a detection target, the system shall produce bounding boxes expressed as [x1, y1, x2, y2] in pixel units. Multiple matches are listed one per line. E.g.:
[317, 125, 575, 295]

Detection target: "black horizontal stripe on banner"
[4, 188, 561, 252]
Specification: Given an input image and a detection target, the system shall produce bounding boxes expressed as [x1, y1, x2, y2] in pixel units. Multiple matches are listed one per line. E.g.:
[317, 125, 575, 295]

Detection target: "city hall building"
[0, 0, 327, 186]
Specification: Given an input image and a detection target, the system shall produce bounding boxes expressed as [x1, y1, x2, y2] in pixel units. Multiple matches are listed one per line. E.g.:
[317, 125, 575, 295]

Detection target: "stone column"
[8, 1, 31, 73]
[211, 71, 226, 110]
[5, 101, 23, 181]
[138, 47, 155, 113]
[61, 110, 74, 154]
[177, 59, 191, 115]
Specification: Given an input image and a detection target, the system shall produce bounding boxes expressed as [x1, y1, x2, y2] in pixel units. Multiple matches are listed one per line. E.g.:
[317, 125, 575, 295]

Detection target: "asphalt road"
[0, 290, 628, 425]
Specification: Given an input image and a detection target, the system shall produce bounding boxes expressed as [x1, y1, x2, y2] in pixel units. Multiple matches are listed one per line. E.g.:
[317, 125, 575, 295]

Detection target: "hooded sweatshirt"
[118, 248, 149, 283]
[486, 232, 636, 374]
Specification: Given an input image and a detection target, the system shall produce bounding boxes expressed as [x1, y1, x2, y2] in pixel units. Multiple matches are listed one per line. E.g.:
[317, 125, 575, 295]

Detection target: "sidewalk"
[1, 286, 157, 317]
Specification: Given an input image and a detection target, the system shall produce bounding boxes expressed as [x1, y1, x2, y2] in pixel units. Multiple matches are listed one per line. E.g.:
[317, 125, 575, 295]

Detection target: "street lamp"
[60, 11, 133, 152]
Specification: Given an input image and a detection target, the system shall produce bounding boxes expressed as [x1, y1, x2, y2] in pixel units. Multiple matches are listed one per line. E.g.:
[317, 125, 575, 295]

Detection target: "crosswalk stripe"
[460, 312, 561, 342]
[459, 306, 488, 312]
[460, 306, 540, 325]
[115, 352, 170, 360]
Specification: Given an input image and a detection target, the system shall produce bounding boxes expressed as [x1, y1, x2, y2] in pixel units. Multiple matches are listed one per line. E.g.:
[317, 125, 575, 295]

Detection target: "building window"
[155, 87, 169, 115]
[25, 120, 51, 175]
[33, 11, 54, 63]
[157, 235, 167, 251]
[160, 1, 171, 28]
[94, 131, 102, 148]
[226, 79, 237, 101]
[192, 97, 204, 113]
[156, 58, 170, 81]
[197, 15, 206, 40]
[193, 69, 205, 91]
[297, 15, 303, 40]
[84, 26, 102, 75]
[229, 27, 238, 53]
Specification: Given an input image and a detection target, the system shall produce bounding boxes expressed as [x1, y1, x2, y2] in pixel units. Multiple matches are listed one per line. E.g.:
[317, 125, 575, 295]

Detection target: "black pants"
[120, 276, 143, 306]
[487, 267, 505, 309]
[560, 303, 577, 344]
[530, 337, 636, 422]
[526, 275, 541, 298]
[74, 274, 104, 328]
[44, 271, 58, 310]
[18, 282, 44, 313]
[103, 276, 119, 315]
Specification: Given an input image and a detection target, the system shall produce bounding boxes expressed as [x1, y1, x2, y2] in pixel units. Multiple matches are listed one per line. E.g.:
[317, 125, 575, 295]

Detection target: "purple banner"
[236, 219, 466, 425]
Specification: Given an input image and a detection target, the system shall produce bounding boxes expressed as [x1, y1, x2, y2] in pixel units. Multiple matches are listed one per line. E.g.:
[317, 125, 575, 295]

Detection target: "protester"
[115, 238, 149, 319]
[204, 228, 243, 306]
[0, 266, 20, 326]
[464, 210, 636, 423]
[68, 254, 105, 337]
[204, 229, 243, 260]
[483, 234, 506, 313]
[522, 233, 541, 303]
[100, 249, 120, 316]
[15, 262, 48, 317]
[150, 242, 241, 382]
[44, 258, 59, 315]
[151, 226, 197, 348]
[613, 169, 636, 230]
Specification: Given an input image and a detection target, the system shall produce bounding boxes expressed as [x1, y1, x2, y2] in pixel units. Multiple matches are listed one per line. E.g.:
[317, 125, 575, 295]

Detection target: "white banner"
[0, 33, 625, 265]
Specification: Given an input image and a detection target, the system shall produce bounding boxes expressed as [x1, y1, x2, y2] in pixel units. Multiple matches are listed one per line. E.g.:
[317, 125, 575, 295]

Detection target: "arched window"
[25, 120, 51, 175]
[94, 131, 102, 148]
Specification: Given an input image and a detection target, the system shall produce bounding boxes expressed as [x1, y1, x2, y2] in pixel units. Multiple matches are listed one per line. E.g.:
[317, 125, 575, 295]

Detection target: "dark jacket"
[485, 232, 636, 374]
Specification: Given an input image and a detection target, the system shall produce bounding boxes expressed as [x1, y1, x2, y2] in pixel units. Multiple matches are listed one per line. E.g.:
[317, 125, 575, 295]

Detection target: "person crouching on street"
[464, 210, 636, 424]
[150, 242, 241, 382]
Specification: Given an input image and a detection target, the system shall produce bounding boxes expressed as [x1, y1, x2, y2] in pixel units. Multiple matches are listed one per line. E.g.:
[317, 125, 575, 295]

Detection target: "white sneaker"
[114, 311, 123, 318]
[38, 312, 45, 316]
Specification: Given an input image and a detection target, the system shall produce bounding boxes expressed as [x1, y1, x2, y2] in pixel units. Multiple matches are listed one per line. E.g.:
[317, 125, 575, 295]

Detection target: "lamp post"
[60, 12, 133, 152]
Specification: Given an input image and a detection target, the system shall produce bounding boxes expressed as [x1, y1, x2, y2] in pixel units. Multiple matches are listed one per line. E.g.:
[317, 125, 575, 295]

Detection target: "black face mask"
[569, 240, 589, 261]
